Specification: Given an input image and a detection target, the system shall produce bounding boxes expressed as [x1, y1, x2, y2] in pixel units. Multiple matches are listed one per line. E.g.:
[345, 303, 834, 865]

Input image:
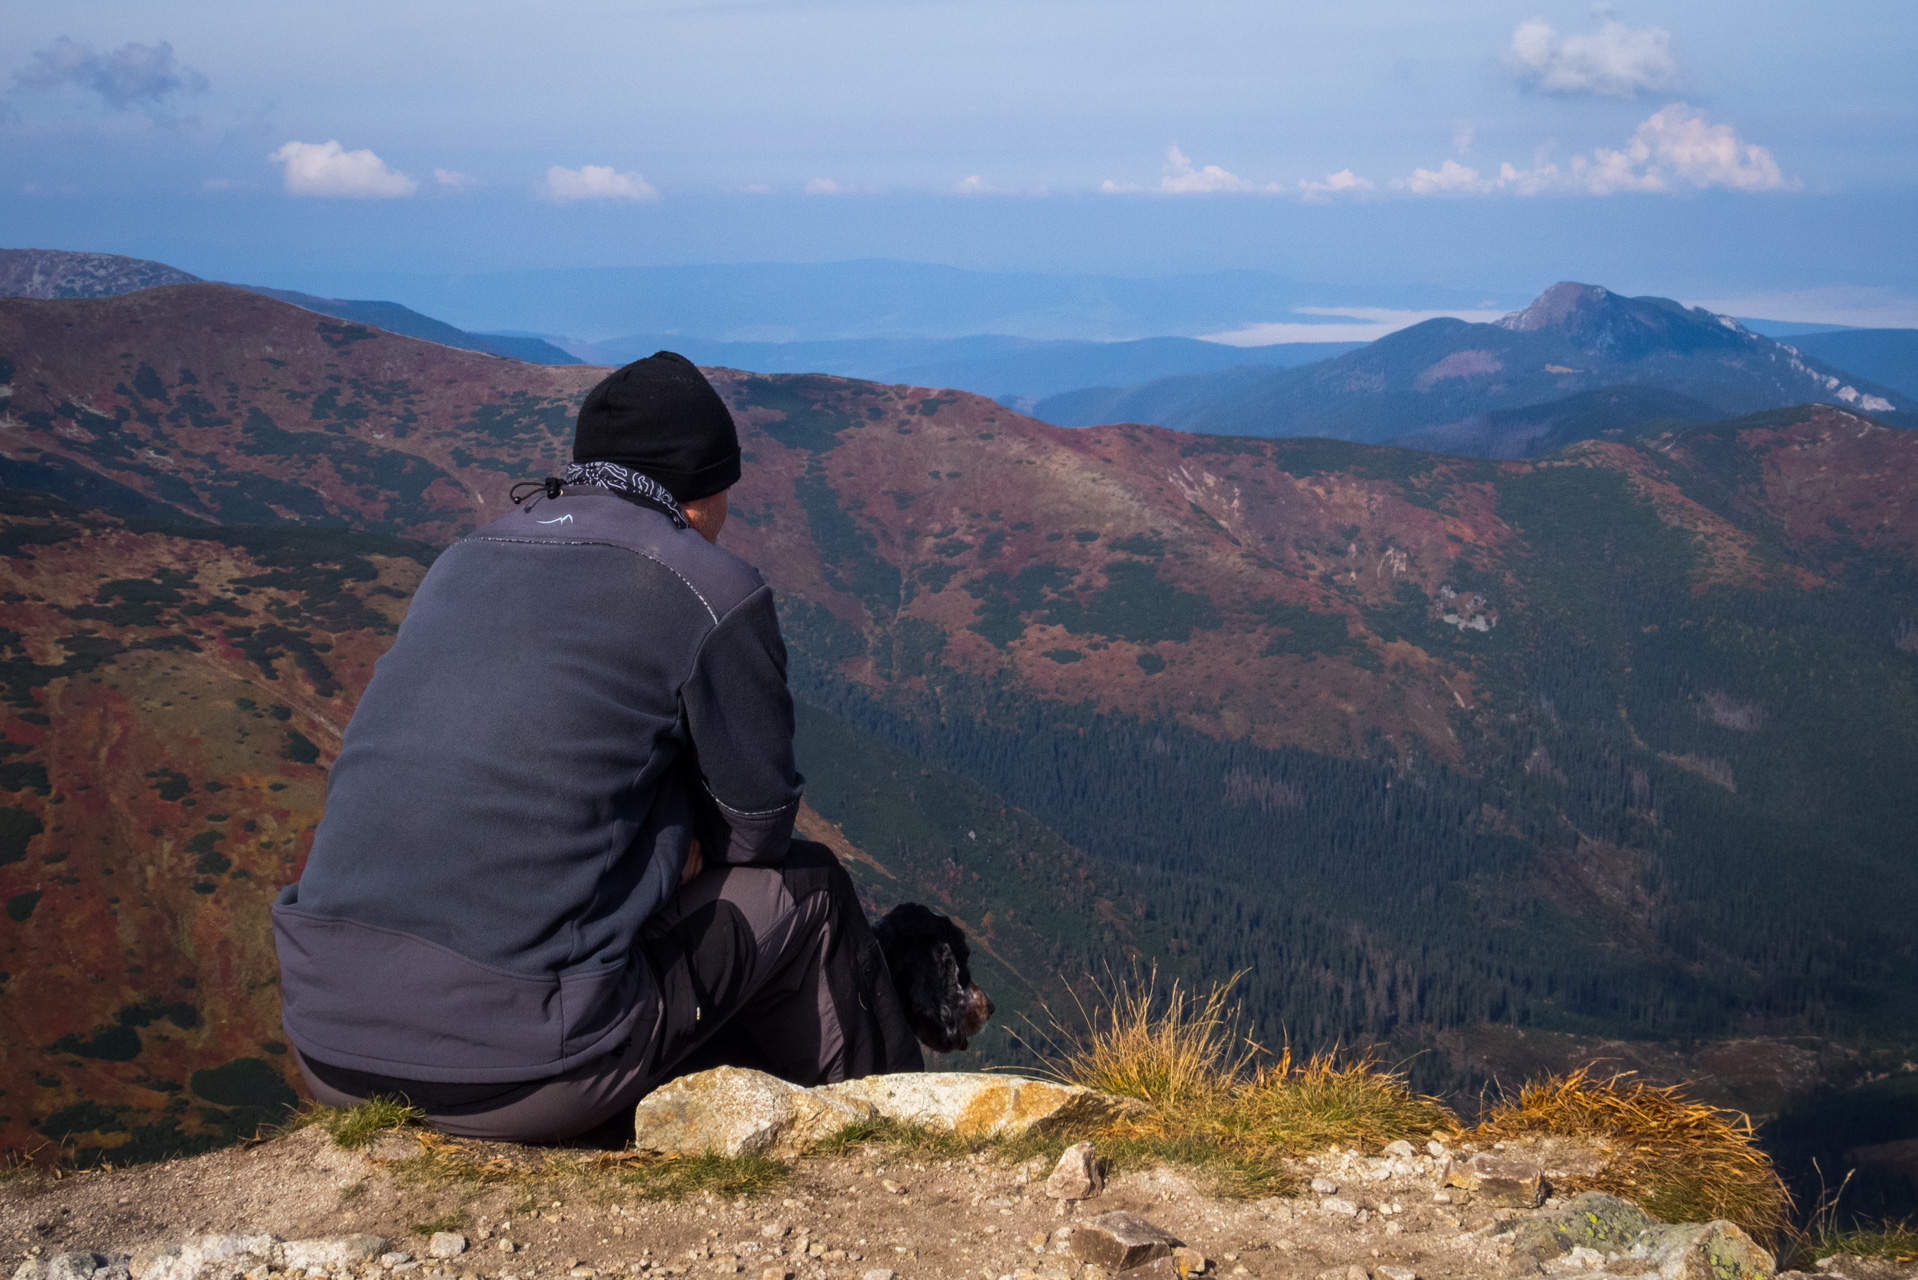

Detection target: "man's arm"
[681, 584, 804, 866]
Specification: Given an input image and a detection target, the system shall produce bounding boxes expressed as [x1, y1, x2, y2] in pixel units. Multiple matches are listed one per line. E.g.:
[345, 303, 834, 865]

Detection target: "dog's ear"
[907, 941, 969, 1053]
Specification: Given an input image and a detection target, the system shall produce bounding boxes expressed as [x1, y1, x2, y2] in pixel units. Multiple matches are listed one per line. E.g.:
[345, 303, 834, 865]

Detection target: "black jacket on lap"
[273, 487, 802, 1083]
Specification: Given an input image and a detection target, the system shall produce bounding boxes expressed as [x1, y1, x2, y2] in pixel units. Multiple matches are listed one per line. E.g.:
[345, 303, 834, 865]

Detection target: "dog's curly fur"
[873, 903, 994, 1053]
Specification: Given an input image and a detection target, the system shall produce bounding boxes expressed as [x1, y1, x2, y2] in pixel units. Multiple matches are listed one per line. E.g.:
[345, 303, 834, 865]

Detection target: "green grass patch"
[1815, 1222, 1918, 1264]
[279, 1096, 425, 1150]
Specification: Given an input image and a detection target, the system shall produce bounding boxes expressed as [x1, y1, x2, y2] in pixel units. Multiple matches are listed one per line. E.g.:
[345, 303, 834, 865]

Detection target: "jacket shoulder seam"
[468, 534, 721, 626]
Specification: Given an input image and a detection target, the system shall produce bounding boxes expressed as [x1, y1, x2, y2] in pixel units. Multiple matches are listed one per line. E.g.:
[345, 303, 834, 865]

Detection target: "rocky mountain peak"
[0, 248, 201, 300]
[1495, 282, 1614, 332]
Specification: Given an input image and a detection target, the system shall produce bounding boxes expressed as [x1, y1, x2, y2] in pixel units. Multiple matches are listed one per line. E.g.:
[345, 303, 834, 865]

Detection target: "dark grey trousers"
[295, 841, 923, 1142]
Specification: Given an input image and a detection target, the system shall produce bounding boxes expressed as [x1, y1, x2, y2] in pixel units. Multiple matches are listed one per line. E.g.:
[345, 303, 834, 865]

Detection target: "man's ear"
[682, 489, 729, 544]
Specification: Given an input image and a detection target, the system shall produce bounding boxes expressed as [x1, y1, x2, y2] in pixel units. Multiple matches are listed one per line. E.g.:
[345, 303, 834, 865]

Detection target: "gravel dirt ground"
[0, 1125, 1664, 1280]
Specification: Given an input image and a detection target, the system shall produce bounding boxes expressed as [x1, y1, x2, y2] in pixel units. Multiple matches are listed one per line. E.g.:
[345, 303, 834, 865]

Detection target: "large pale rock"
[1067, 1211, 1183, 1270]
[817, 1072, 1143, 1139]
[633, 1066, 875, 1158]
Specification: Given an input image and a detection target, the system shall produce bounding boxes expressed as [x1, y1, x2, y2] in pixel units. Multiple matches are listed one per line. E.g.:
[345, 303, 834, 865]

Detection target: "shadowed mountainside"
[3, 284, 1917, 1167]
[1033, 282, 1915, 444]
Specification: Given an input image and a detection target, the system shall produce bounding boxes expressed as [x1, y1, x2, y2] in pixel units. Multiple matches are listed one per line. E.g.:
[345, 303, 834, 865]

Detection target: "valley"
[0, 285, 1915, 1202]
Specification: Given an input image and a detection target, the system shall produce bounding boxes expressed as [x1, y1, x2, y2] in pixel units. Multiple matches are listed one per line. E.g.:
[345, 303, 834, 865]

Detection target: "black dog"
[872, 903, 995, 1053]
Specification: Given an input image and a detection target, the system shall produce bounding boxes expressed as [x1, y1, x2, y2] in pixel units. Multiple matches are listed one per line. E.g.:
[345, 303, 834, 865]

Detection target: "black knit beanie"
[572, 351, 741, 501]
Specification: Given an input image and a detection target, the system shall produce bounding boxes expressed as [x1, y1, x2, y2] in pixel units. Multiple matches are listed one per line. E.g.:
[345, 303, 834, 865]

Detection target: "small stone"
[1067, 1212, 1183, 1271]
[758, 1269, 790, 1280]
[495, 1243, 515, 1255]
[1310, 1177, 1339, 1194]
[1321, 1198, 1359, 1217]
[380, 1257, 412, 1269]
[1171, 1246, 1207, 1273]
[1376, 1268, 1419, 1280]
[1441, 1153, 1545, 1209]
[1313, 1268, 1369, 1280]
[570, 1269, 596, 1278]
[14, 1262, 47, 1280]
[1046, 1143, 1105, 1201]
[1382, 1140, 1416, 1158]
[426, 1238, 466, 1262]
[880, 1179, 904, 1195]
[862, 1272, 896, 1280]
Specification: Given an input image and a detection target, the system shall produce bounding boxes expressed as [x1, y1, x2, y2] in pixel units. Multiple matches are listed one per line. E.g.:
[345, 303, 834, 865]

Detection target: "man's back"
[276, 488, 798, 1083]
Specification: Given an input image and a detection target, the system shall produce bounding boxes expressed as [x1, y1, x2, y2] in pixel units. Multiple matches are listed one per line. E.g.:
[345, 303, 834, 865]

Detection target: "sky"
[3, 0, 1916, 335]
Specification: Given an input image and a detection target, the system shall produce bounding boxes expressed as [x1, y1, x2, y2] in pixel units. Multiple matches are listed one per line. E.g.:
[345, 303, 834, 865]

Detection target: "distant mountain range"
[3, 282, 1918, 1163]
[0, 249, 577, 366]
[1034, 283, 1916, 449]
[561, 331, 1362, 404]
[228, 258, 1494, 343]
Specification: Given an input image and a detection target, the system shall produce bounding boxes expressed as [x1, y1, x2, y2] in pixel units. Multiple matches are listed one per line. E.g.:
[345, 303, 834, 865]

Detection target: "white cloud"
[952, 174, 1048, 197]
[1562, 103, 1791, 193]
[1102, 146, 1258, 195]
[1297, 169, 1373, 202]
[1382, 104, 1793, 199]
[14, 37, 207, 110]
[542, 164, 658, 202]
[1406, 159, 1490, 195]
[1200, 306, 1511, 347]
[1452, 122, 1475, 154]
[270, 140, 417, 198]
[805, 177, 842, 195]
[1159, 145, 1254, 193]
[433, 168, 476, 190]
[1507, 10, 1678, 97]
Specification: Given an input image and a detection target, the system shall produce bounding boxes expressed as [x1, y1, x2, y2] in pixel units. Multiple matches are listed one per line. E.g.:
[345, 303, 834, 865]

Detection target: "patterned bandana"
[562, 460, 688, 528]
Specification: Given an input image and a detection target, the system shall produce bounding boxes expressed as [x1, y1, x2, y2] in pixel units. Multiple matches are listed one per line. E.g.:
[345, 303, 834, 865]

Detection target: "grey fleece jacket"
[273, 487, 802, 1083]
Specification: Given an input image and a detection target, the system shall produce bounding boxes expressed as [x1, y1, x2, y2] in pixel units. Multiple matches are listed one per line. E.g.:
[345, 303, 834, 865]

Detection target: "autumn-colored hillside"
[4, 285, 1918, 1165]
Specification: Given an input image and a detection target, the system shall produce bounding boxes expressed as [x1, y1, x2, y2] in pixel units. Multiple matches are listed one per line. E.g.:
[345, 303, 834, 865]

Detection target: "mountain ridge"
[1034, 282, 1914, 444]
[3, 283, 1917, 1169]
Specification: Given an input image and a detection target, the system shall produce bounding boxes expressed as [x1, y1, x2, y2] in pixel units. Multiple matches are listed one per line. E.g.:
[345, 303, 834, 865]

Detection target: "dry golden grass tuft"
[1032, 969, 1455, 1196]
[1474, 1066, 1789, 1244]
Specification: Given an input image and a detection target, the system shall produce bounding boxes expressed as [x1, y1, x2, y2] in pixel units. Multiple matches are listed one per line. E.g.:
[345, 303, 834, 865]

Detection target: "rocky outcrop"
[14, 1237, 390, 1280]
[632, 1068, 1142, 1158]
[816, 1072, 1144, 1139]
[630, 1066, 873, 1159]
[1514, 1192, 1775, 1279]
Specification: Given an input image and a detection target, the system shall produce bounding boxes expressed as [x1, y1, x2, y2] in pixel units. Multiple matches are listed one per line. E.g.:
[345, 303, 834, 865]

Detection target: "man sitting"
[273, 352, 923, 1142]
